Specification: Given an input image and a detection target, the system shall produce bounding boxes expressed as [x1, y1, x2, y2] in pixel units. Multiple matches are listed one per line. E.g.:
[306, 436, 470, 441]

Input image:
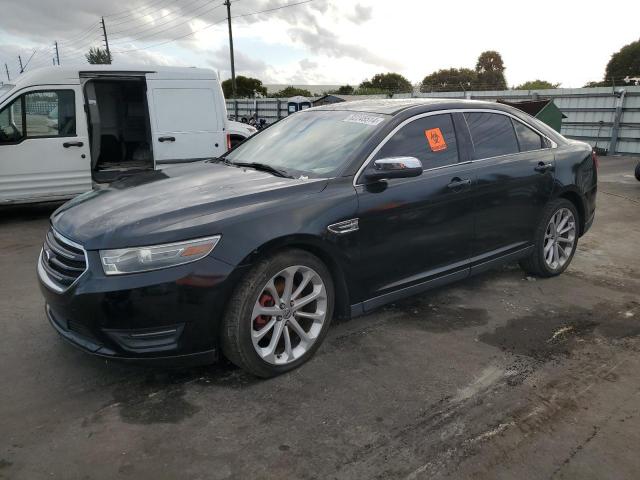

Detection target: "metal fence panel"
[227, 86, 640, 154]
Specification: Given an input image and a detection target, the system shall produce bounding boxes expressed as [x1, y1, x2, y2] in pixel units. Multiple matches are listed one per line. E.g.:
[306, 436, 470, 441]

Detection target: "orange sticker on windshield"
[425, 128, 448, 152]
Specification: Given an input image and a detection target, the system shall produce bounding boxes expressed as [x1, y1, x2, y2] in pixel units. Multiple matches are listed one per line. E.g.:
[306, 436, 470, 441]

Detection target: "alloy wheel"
[543, 207, 576, 270]
[251, 265, 328, 365]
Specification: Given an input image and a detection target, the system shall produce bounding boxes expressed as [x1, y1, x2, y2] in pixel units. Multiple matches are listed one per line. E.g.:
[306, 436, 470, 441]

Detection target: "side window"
[464, 112, 519, 159]
[24, 90, 76, 137]
[0, 97, 24, 143]
[512, 119, 544, 151]
[374, 113, 459, 169]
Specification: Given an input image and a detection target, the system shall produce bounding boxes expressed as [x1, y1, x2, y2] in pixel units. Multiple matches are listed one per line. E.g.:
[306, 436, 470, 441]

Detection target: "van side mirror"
[365, 157, 423, 181]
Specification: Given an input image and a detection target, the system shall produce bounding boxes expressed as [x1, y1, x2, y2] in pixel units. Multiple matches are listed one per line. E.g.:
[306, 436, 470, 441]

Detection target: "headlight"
[100, 236, 221, 275]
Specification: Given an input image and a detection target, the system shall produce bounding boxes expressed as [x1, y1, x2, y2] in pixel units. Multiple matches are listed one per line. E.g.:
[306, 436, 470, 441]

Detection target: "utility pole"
[54, 41, 60, 65]
[18, 55, 23, 74]
[224, 0, 237, 98]
[4, 63, 9, 82]
[101, 16, 112, 64]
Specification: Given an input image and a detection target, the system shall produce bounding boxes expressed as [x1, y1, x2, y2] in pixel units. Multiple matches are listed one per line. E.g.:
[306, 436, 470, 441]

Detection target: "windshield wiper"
[231, 162, 294, 179]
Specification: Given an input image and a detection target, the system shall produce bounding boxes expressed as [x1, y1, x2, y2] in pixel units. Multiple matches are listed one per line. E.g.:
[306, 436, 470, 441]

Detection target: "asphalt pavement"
[1, 155, 639, 479]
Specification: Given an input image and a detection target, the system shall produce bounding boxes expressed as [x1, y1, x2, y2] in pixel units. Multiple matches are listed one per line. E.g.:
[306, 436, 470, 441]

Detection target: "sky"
[0, 0, 638, 88]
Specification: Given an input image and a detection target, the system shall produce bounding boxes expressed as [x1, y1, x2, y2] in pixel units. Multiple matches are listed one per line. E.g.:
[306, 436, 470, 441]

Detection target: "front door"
[462, 111, 555, 261]
[0, 86, 91, 203]
[145, 73, 226, 165]
[354, 113, 475, 309]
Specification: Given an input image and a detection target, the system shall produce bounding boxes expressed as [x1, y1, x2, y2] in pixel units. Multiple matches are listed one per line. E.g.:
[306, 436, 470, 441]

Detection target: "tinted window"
[226, 110, 387, 177]
[24, 90, 75, 137]
[0, 97, 24, 143]
[513, 119, 543, 151]
[374, 113, 459, 169]
[465, 112, 518, 159]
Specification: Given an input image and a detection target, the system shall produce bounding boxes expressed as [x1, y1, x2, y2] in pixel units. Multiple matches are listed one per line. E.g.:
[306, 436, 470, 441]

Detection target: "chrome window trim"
[353, 108, 558, 187]
[38, 229, 89, 293]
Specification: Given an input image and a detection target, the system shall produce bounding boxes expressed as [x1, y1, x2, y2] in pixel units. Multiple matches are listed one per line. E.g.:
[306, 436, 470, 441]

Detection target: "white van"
[0, 65, 229, 204]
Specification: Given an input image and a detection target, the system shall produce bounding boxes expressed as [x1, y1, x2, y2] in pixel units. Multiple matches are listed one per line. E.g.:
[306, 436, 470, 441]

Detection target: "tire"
[519, 198, 579, 278]
[635, 162, 640, 181]
[221, 249, 334, 378]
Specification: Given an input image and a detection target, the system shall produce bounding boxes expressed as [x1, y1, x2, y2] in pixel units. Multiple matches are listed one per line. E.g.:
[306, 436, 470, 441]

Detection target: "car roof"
[311, 98, 513, 116]
[309, 97, 567, 145]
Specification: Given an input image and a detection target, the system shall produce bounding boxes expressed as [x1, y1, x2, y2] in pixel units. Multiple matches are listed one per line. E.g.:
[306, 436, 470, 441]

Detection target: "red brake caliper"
[254, 293, 275, 330]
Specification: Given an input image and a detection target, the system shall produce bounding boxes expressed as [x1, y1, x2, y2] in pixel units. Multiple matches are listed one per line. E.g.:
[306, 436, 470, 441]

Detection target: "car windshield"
[224, 110, 389, 177]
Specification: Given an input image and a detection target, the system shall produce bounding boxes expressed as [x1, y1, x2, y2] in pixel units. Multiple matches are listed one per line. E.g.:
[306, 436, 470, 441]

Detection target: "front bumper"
[39, 250, 247, 365]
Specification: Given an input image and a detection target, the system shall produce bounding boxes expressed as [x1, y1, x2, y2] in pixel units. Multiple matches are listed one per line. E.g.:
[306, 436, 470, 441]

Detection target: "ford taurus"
[38, 99, 597, 377]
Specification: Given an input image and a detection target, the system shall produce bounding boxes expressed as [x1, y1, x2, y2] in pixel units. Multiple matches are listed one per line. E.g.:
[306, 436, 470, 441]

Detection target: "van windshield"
[0, 84, 14, 101]
[224, 110, 389, 178]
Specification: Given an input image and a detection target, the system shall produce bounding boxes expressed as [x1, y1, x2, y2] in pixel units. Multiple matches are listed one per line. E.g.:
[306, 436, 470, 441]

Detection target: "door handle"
[447, 178, 472, 190]
[158, 136, 176, 143]
[534, 162, 554, 173]
[63, 141, 83, 148]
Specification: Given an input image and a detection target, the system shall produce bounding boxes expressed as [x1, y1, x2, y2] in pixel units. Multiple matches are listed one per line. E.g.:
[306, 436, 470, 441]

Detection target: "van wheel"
[221, 249, 334, 378]
[635, 162, 640, 181]
[519, 199, 579, 277]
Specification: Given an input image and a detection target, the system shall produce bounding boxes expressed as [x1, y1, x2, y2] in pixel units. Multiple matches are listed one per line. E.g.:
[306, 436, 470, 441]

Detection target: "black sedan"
[38, 99, 597, 377]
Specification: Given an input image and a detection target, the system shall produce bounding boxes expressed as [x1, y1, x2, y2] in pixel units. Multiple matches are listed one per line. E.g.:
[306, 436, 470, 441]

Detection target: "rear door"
[145, 73, 226, 166]
[0, 86, 91, 203]
[463, 111, 555, 263]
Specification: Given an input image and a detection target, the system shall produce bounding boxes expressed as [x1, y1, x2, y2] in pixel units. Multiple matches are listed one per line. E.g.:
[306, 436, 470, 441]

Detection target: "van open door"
[83, 81, 101, 171]
[145, 71, 227, 167]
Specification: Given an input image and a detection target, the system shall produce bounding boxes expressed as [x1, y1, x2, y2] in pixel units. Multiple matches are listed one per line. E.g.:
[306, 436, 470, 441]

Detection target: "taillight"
[592, 149, 599, 171]
[226, 133, 231, 151]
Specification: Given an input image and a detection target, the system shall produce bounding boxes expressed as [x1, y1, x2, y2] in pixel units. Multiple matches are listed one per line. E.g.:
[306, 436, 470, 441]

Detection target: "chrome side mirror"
[365, 156, 423, 181]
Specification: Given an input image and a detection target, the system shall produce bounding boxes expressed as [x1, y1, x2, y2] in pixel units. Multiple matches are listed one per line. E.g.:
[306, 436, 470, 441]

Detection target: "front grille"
[41, 229, 87, 290]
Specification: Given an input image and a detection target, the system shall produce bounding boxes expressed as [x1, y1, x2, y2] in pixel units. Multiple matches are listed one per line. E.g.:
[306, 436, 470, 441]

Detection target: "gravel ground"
[0, 155, 638, 480]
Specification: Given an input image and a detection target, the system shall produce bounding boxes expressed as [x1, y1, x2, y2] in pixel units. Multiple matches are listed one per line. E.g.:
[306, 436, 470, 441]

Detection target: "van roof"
[9, 65, 218, 91]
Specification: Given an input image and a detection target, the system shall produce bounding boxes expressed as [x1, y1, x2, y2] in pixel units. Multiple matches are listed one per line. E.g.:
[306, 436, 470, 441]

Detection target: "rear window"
[465, 112, 519, 159]
[512, 119, 544, 151]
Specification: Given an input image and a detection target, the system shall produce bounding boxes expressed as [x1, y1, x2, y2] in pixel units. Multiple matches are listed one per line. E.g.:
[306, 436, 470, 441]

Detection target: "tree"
[359, 73, 413, 94]
[221, 75, 267, 98]
[475, 50, 507, 90]
[271, 86, 312, 98]
[604, 38, 640, 84]
[336, 85, 355, 95]
[85, 47, 111, 65]
[420, 68, 477, 92]
[583, 80, 607, 88]
[515, 80, 561, 90]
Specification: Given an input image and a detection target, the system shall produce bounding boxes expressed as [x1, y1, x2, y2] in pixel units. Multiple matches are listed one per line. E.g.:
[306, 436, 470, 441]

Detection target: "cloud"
[287, 24, 401, 70]
[347, 3, 373, 23]
[207, 46, 274, 81]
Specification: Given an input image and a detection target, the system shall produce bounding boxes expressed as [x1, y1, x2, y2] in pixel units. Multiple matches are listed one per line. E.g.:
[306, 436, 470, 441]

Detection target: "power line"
[109, 0, 210, 32]
[103, 0, 182, 22]
[113, 16, 228, 53]
[230, 0, 315, 20]
[58, 23, 101, 43]
[113, 0, 316, 53]
[110, 1, 225, 44]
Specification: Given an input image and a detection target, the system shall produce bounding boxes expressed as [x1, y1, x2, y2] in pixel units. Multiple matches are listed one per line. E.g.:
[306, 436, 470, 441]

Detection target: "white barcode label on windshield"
[342, 113, 384, 126]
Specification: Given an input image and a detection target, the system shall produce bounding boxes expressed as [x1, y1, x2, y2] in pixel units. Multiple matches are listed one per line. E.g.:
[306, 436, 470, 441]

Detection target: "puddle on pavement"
[480, 301, 639, 362]
[109, 361, 259, 425]
[386, 295, 490, 332]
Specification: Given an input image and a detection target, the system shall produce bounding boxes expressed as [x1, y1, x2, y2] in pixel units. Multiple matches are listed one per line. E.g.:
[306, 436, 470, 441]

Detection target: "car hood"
[52, 162, 328, 250]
